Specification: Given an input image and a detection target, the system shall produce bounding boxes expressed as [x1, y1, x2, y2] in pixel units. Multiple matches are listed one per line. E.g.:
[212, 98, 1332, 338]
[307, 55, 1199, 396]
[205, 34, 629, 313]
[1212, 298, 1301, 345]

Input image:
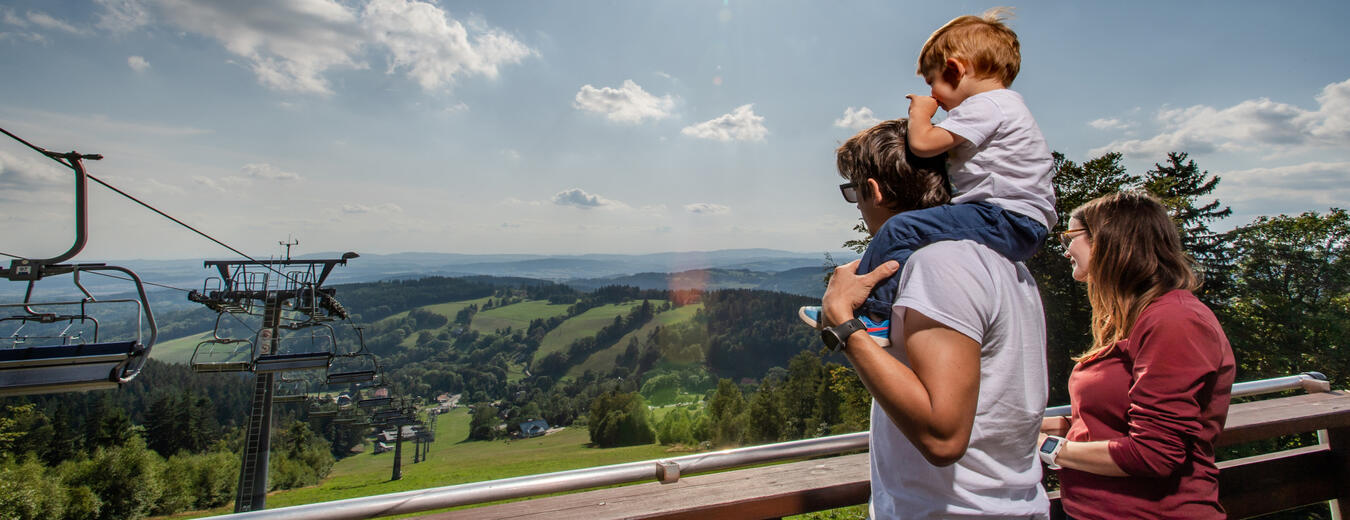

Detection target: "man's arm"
[822, 260, 981, 466]
[906, 95, 966, 158]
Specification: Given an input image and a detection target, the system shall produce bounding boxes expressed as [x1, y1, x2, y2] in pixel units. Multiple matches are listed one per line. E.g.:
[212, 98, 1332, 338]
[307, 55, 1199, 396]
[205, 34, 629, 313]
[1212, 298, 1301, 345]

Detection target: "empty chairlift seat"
[190, 339, 255, 373]
[326, 353, 377, 385]
[0, 340, 143, 396]
[256, 322, 336, 373]
[273, 378, 309, 404]
[253, 351, 332, 373]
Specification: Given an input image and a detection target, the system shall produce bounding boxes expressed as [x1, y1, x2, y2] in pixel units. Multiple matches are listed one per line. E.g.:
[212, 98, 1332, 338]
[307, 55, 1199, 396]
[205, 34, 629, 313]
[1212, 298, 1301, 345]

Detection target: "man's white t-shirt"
[936, 89, 1057, 231]
[868, 241, 1050, 519]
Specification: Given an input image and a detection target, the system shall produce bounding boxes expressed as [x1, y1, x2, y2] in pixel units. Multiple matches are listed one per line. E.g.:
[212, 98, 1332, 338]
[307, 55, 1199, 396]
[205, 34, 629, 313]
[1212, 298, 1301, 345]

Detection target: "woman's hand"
[1041, 416, 1071, 436]
[822, 259, 899, 327]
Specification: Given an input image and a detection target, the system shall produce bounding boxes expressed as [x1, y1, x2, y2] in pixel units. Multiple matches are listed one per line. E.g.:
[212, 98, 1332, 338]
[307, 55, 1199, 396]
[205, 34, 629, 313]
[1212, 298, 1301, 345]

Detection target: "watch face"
[1040, 437, 1060, 454]
[820, 328, 841, 349]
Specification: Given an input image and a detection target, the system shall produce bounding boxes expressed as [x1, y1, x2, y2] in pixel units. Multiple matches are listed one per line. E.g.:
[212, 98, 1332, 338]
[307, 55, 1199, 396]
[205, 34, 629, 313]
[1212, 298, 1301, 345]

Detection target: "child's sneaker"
[797, 306, 890, 347]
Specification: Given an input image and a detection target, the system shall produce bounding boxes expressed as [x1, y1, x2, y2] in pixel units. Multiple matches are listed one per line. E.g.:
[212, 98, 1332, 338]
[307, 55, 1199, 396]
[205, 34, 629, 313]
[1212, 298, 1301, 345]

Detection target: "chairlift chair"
[307, 396, 338, 417]
[273, 376, 309, 404]
[189, 337, 255, 373]
[356, 380, 393, 409]
[190, 315, 257, 373]
[253, 321, 335, 373]
[0, 268, 157, 396]
[0, 136, 161, 396]
[326, 351, 377, 385]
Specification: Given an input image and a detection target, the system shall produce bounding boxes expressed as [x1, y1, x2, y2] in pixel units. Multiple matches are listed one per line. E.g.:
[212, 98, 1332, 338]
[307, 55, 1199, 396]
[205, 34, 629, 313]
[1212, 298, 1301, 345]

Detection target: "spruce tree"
[1143, 152, 1234, 304]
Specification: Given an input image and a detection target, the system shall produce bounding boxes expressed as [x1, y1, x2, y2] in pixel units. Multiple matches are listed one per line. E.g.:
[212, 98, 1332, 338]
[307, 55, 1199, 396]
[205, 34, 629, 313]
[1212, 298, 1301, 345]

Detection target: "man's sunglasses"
[1059, 228, 1089, 249]
[839, 182, 860, 203]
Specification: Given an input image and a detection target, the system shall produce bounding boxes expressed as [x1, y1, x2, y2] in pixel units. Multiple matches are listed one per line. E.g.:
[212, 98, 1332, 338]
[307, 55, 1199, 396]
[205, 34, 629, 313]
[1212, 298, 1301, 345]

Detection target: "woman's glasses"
[1059, 228, 1089, 248]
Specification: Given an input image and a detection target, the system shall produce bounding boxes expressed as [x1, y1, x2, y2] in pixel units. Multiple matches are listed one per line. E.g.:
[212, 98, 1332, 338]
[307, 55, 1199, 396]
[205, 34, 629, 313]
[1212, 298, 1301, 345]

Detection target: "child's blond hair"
[917, 7, 1021, 87]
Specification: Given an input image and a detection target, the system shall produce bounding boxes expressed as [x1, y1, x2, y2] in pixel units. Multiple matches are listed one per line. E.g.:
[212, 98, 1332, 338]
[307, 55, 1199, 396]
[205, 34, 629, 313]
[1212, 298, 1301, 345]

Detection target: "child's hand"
[906, 94, 939, 120]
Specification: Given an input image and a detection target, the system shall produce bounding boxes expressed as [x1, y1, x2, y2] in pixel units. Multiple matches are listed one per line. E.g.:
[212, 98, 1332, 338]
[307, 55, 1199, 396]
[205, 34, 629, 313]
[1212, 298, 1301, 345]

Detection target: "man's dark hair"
[836, 118, 950, 211]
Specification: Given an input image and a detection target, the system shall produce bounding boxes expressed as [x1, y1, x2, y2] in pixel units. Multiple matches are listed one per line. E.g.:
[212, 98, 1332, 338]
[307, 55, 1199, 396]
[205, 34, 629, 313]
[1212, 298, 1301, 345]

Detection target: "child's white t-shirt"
[936, 89, 1057, 230]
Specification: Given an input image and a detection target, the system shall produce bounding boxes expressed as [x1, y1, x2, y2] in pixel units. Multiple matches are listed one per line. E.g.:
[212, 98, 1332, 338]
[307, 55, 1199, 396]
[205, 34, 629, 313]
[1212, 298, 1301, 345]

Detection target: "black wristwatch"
[821, 318, 866, 352]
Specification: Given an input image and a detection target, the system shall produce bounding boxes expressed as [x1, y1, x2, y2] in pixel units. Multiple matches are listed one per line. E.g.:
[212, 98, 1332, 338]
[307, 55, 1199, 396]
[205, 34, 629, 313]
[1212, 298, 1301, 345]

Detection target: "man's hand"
[822, 259, 900, 327]
[906, 94, 939, 121]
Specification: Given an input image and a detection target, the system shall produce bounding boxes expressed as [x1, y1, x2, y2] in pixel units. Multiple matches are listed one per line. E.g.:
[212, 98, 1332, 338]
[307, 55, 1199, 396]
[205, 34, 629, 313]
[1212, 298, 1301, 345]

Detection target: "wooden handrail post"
[1325, 424, 1350, 520]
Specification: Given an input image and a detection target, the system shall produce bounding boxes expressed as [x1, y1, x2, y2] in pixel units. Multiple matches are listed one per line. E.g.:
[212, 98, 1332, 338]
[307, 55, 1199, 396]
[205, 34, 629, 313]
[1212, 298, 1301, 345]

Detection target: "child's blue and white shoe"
[797, 306, 891, 347]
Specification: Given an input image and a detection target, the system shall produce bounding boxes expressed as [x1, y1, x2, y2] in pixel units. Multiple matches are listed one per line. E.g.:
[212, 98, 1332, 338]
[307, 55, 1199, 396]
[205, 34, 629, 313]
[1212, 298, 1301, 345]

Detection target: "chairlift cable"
[81, 269, 193, 293]
[2, 126, 290, 280]
[0, 251, 26, 260]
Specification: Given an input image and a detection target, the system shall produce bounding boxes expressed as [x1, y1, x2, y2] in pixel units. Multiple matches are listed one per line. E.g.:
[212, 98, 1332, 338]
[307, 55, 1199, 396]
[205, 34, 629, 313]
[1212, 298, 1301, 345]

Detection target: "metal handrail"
[212, 372, 1330, 520]
[1044, 371, 1329, 417]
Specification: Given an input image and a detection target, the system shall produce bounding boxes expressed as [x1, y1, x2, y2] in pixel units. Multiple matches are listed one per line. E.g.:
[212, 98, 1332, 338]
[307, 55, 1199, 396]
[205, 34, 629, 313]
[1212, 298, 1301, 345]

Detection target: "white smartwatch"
[1038, 435, 1066, 470]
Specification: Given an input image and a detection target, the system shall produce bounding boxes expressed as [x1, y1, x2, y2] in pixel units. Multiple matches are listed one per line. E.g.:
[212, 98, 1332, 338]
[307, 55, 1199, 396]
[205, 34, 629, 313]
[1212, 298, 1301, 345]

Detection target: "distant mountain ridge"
[1, 249, 853, 300]
[566, 266, 828, 298]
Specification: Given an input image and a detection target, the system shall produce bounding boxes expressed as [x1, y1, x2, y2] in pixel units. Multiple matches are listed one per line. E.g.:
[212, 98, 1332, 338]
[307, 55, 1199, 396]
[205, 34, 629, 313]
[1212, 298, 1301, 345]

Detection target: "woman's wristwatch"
[1039, 435, 1066, 470]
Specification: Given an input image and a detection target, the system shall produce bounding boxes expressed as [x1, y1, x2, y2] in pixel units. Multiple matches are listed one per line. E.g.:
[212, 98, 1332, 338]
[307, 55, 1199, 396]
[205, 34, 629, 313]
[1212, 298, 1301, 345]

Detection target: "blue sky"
[1, 0, 1347, 260]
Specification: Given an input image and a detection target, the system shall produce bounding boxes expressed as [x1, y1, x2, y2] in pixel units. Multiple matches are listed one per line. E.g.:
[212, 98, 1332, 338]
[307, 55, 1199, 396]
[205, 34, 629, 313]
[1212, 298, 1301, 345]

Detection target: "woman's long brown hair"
[1071, 191, 1199, 362]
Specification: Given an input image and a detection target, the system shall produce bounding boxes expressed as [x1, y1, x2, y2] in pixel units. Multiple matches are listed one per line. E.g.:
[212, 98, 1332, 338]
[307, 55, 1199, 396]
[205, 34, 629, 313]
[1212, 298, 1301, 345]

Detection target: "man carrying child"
[812, 9, 1053, 518]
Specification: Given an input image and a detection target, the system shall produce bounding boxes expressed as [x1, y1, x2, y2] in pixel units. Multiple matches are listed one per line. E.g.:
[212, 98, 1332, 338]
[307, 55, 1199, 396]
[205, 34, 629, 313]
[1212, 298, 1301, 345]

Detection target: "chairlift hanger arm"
[0, 127, 100, 269]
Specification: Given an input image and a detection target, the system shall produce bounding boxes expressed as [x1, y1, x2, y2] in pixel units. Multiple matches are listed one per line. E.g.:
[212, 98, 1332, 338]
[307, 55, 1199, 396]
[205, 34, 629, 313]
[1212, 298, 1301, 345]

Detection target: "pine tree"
[1143, 152, 1234, 304]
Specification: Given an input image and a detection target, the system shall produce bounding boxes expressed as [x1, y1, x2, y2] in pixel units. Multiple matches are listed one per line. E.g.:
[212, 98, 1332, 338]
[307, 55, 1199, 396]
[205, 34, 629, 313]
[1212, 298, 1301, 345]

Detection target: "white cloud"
[241, 163, 302, 181]
[95, 0, 151, 33]
[552, 188, 621, 209]
[684, 202, 730, 215]
[834, 106, 880, 130]
[190, 163, 302, 192]
[1217, 161, 1350, 218]
[342, 202, 404, 214]
[0, 149, 68, 191]
[681, 104, 768, 142]
[192, 175, 251, 193]
[1223, 161, 1350, 195]
[573, 80, 675, 124]
[1088, 117, 1131, 130]
[25, 10, 84, 35]
[127, 55, 150, 72]
[2, 9, 28, 28]
[1092, 78, 1350, 157]
[362, 0, 534, 91]
[147, 0, 531, 95]
[155, 0, 365, 95]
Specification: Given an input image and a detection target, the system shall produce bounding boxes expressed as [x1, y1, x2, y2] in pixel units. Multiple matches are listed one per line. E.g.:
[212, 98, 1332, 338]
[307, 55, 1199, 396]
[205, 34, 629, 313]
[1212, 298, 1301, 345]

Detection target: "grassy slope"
[468, 300, 571, 335]
[388, 297, 493, 348]
[566, 303, 702, 379]
[149, 330, 219, 364]
[531, 301, 645, 364]
[172, 407, 679, 518]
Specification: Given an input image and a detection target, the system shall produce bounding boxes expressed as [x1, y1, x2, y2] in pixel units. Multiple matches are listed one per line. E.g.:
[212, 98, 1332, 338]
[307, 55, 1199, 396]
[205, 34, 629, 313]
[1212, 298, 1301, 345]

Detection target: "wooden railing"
[419, 389, 1350, 520]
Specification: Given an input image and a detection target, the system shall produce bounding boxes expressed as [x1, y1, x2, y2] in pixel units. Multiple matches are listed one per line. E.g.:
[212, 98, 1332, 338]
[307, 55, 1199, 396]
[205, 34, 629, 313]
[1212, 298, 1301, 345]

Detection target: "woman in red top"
[1039, 192, 1236, 519]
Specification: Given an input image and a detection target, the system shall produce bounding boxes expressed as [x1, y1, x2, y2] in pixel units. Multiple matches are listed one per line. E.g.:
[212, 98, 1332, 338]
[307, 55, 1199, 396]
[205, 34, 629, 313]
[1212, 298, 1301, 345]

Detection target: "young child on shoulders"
[802, 8, 1056, 344]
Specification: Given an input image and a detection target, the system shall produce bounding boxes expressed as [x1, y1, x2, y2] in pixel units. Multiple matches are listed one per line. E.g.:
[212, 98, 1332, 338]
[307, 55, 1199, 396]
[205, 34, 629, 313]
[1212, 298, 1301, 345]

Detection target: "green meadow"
[167, 407, 682, 518]
[567, 303, 703, 378]
[468, 299, 571, 335]
[531, 301, 647, 364]
[149, 330, 219, 364]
